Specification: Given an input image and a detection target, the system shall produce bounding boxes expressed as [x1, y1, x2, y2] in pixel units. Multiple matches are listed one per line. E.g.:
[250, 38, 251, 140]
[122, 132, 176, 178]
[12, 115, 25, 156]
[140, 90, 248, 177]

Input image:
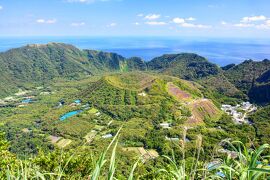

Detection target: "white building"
[221, 102, 257, 124]
[102, 134, 113, 139]
[160, 122, 171, 129]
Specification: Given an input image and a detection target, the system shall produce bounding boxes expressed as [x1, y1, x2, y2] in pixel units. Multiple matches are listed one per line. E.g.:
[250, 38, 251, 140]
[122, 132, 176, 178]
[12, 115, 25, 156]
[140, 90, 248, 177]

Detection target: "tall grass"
[215, 140, 270, 180]
[2, 128, 270, 179]
[157, 127, 270, 180]
[3, 128, 124, 180]
[158, 128, 206, 180]
[90, 127, 121, 180]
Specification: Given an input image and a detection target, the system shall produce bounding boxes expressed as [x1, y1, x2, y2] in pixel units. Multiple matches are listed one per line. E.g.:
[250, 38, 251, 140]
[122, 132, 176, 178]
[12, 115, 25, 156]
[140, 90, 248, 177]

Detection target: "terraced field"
[122, 147, 159, 162]
[187, 99, 221, 125]
[165, 82, 221, 125]
[167, 82, 191, 101]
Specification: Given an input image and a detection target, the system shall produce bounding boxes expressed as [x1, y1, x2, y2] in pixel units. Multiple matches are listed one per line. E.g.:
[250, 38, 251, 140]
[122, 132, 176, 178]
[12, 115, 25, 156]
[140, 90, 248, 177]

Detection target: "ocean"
[0, 36, 270, 66]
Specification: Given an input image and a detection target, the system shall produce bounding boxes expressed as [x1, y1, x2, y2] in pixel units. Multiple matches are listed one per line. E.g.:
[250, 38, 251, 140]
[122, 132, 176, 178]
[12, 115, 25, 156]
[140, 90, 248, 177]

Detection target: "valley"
[0, 43, 269, 179]
[0, 72, 220, 150]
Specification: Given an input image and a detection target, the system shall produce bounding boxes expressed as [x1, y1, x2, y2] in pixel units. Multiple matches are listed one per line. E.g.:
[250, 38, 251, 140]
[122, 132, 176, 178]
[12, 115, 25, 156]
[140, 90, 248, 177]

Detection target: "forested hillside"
[222, 59, 270, 104]
[147, 53, 221, 80]
[146, 53, 246, 104]
[0, 43, 145, 97]
[223, 59, 270, 92]
[1, 43, 270, 105]
[250, 105, 270, 144]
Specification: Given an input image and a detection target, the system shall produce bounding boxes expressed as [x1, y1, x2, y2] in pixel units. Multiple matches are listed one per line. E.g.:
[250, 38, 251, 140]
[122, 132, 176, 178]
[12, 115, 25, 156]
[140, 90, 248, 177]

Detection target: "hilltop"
[147, 53, 221, 80]
[78, 72, 220, 124]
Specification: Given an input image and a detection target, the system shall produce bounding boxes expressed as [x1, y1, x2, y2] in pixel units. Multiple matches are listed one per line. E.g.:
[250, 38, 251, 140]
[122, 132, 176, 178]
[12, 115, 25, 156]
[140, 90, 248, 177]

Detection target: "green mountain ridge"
[222, 59, 270, 104]
[0, 43, 145, 97]
[147, 53, 221, 80]
[223, 59, 270, 92]
[1, 42, 270, 105]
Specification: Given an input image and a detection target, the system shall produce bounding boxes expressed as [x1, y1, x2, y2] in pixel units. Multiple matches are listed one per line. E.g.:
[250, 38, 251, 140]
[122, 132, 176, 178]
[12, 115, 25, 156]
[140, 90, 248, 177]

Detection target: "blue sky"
[0, 0, 270, 37]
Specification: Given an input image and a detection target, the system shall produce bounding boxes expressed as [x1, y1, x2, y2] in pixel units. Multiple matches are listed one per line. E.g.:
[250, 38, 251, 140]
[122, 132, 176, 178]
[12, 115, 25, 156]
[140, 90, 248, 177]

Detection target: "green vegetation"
[147, 53, 221, 80]
[0, 43, 146, 98]
[1, 43, 270, 105]
[1, 129, 270, 179]
[250, 105, 270, 145]
[0, 43, 270, 179]
[223, 59, 270, 104]
[224, 60, 270, 93]
[88, 107, 99, 114]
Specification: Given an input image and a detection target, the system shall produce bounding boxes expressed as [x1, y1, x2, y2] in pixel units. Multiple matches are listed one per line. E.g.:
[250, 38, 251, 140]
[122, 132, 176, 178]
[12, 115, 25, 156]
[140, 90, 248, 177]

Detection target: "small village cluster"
[0, 88, 53, 108]
[221, 102, 257, 124]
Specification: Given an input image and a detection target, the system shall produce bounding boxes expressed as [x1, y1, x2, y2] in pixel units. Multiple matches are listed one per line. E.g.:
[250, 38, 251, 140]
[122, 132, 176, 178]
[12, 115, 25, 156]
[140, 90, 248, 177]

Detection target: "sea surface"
[0, 36, 270, 66]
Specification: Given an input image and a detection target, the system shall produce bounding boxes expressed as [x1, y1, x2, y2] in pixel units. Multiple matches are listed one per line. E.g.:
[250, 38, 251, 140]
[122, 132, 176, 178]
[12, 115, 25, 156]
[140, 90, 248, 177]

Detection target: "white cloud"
[222, 15, 270, 30]
[234, 23, 254, 27]
[173, 17, 196, 24]
[107, 22, 117, 27]
[173, 17, 185, 24]
[137, 13, 144, 17]
[0, 6, 3, 10]
[36, 19, 57, 24]
[181, 23, 195, 27]
[133, 22, 140, 25]
[241, 15, 266, 23]
[181, 23, 211, 28]
[186, 17, 196, 21]
[37, 19, 45, 23]
[145, 21, 166, 26]
[255, 20, 270, 29]
[255, 24, 270, 29]
[196, 24, 211, 28]
[71, 22, 86, 26]
[172, 17, 210, 28]
[221, 15, 270, 29]
[221, 21, 227, 25]
[144, 14, 160, 20]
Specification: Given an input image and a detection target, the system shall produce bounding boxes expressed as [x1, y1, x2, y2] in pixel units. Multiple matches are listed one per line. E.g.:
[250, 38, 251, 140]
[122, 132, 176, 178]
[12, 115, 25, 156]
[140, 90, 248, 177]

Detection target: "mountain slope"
[250, 105, 270, 144]
[224, 59, 270, 93]
[84, 49, 126, 72]
[0, 43, 146, 97]
[79, 72, 221, 125]
[223, 59, 270, 104]
[199, 74, 243, 97]
[256, 69, 270, 83]
[1, 43, 269, 104]
[0, 44, 241, 105]
[147, 53, 221, 80]
[147, 53, 245, 103]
